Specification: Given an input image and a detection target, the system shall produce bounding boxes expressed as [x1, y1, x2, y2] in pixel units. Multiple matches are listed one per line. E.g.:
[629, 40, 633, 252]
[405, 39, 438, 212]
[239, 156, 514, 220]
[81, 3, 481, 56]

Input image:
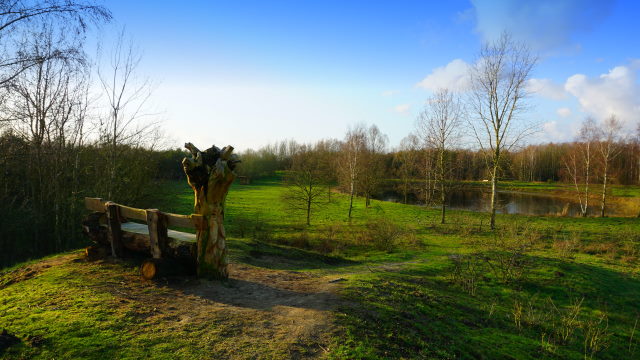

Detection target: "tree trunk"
[348, 180, 355, 222]
[583, 146, 590, 217]
[182, 143, 238, 280]
[438, 148, 446, 224]
[440, 183, 446, 224]
[403, 181, 408, 204]
[489, 165, 498, 230]
[601, 166, 608, 218]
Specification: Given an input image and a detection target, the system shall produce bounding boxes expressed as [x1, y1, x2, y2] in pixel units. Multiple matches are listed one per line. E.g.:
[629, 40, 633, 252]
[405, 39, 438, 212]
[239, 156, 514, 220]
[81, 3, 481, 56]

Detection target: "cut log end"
[140, 258, 195, 280]
[141, 259, 158, 280]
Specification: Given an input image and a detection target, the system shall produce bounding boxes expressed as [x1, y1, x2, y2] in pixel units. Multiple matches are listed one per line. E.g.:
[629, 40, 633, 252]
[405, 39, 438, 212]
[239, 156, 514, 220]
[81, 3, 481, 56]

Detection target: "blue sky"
[101, 0, 640, 150]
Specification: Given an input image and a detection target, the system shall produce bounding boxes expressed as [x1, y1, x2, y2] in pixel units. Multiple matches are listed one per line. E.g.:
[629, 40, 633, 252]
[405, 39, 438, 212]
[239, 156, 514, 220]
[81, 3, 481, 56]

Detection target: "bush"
[361, 218, 406, 251]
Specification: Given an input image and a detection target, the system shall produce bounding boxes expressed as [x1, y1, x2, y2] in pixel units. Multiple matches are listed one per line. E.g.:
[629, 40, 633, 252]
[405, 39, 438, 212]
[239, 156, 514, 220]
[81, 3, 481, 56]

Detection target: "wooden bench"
[83, 197, 204, 279]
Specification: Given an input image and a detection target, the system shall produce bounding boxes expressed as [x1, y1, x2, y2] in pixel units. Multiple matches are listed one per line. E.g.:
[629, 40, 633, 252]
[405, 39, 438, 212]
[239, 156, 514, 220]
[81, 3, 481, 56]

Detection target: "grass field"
[1, 176, 640, 359]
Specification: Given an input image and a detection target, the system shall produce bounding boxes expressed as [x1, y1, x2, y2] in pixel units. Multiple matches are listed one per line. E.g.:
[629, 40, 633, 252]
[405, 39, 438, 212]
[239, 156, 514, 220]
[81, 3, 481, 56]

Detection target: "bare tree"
[313, 138, 340, 202]
[597, 114, 623, 217]
[360, 124, 388, 207]
[417, 88, 463, 224]
[339, 124, 366, 222]
[283, 145, 328, 225]
[636, 122, 640, 185]
[563, 118, 598, 217]
[1, 20, 93, 253]
[0, 0, 110, 89]
[415, 132, 436, 205]
[468, 32, 537, 229]
[97, 29, 156, 199]
[393, 134, 420, 204]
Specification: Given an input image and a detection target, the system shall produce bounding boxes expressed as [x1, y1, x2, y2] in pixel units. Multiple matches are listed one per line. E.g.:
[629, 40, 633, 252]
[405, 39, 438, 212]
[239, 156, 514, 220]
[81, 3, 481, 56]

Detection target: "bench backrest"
[84, 197, 204, 230]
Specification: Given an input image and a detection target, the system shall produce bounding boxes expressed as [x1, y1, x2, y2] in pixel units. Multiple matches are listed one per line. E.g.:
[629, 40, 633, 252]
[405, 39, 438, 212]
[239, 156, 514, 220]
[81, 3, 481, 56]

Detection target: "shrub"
[362, 218, 406, 252]
[448, 253, 483, 296]
[479, 223, 539, 283]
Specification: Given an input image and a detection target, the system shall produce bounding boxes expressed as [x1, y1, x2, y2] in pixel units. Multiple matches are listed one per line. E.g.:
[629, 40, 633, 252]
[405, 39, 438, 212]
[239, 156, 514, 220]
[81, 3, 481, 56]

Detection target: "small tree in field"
[597, 114, 622, 217]
[360, 124, 388, 207]
[563, 117, 598, 217]
[469, 32, 537, 230]
[339, 124, 366, 222]
[283, 145, 328, 225]
[416, 88, 463, 224]
[394, 134, 420, 204]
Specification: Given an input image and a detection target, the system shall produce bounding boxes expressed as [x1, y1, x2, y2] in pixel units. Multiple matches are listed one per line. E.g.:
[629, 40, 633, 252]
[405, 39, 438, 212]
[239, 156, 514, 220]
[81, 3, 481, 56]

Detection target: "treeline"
[238, 118, 639, 225]
[238, 133, 640, 189]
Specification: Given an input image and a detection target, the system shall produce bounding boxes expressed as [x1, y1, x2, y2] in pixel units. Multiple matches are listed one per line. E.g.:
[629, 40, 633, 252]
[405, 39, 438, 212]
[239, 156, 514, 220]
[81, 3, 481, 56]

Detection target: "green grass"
[2, 175, 640, 359]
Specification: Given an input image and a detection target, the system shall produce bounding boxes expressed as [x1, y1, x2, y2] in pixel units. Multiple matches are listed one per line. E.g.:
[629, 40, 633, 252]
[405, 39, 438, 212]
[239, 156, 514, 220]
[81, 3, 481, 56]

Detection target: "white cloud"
[394, 104, 410, 115]
[556, 107, 571, 118]
[564, 60, 640, 126]
[535, 120, 579, 143]
[416, 59, 471, 91]
[542, 121, 565, 141]
[527, 78, 566, 100]
[469, 0, 613, 51]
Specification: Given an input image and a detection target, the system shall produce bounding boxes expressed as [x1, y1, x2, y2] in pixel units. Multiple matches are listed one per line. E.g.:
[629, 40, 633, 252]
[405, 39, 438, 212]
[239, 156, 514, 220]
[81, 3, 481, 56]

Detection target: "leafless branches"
[468, 32, 538, 229]
[416, 88, 463, 223]
[97, 28, 157, 198]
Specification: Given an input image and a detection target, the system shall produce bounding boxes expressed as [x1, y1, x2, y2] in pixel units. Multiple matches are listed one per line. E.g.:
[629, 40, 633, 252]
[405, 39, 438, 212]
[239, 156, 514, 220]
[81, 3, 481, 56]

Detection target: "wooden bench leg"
[146, 209, 168, 259]
[106, 202, 124, 257]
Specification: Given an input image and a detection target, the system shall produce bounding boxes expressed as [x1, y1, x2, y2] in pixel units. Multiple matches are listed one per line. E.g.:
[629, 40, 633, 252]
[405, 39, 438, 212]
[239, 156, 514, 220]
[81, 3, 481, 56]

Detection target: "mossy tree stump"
[182, 142, 239, 280]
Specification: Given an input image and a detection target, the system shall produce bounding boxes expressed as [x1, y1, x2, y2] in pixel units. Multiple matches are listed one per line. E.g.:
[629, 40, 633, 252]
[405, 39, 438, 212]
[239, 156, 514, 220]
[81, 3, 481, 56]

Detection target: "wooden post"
[146, 209, 168, 259]
[105, 202, 124, 257]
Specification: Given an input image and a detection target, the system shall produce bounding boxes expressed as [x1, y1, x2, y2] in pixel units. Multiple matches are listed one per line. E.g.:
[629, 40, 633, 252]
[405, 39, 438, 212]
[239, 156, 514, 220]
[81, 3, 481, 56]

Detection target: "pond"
[377, 187, 634, 217]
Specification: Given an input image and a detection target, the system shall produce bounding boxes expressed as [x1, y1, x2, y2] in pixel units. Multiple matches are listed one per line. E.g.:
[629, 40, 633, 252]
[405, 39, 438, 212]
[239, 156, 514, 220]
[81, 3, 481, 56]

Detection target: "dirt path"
[83, 255, 342, 359]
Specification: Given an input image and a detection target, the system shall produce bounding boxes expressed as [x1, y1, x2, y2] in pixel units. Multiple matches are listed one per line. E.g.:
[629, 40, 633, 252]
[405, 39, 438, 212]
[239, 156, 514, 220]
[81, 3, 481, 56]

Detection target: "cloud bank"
[565, 60, 640, 126]
[470, 0, 614, 51]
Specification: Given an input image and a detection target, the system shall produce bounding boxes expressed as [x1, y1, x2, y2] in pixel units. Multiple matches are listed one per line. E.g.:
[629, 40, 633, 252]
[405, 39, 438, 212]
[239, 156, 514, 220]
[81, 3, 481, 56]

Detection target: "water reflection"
[378, 188, 630, 217]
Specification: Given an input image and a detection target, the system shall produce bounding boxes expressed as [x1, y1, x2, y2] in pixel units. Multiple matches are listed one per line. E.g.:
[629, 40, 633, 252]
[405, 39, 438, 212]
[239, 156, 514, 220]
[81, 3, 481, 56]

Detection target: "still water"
[380, 188, 632, 217]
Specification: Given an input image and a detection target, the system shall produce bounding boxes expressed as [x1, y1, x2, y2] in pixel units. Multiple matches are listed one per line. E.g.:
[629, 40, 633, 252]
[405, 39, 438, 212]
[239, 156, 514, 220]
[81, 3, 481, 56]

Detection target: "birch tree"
[417, 88, 463, 224]
[563, 118, 598, 217]
[340, 124, 366, 222]
[468, 32, 537, 229]
[597, 115, 622, 217]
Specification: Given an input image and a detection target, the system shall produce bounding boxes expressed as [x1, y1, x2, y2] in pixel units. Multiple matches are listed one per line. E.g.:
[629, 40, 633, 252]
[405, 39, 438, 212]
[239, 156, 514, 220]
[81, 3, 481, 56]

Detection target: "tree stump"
[182, 142, 239, 280]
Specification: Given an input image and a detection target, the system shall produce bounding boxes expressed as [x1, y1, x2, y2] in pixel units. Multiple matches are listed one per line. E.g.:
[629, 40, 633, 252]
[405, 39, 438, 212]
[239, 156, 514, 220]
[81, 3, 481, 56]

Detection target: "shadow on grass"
[173, 276, 335, 311]
[334, 254, 640, 360]
[229, 239, 360, 271]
